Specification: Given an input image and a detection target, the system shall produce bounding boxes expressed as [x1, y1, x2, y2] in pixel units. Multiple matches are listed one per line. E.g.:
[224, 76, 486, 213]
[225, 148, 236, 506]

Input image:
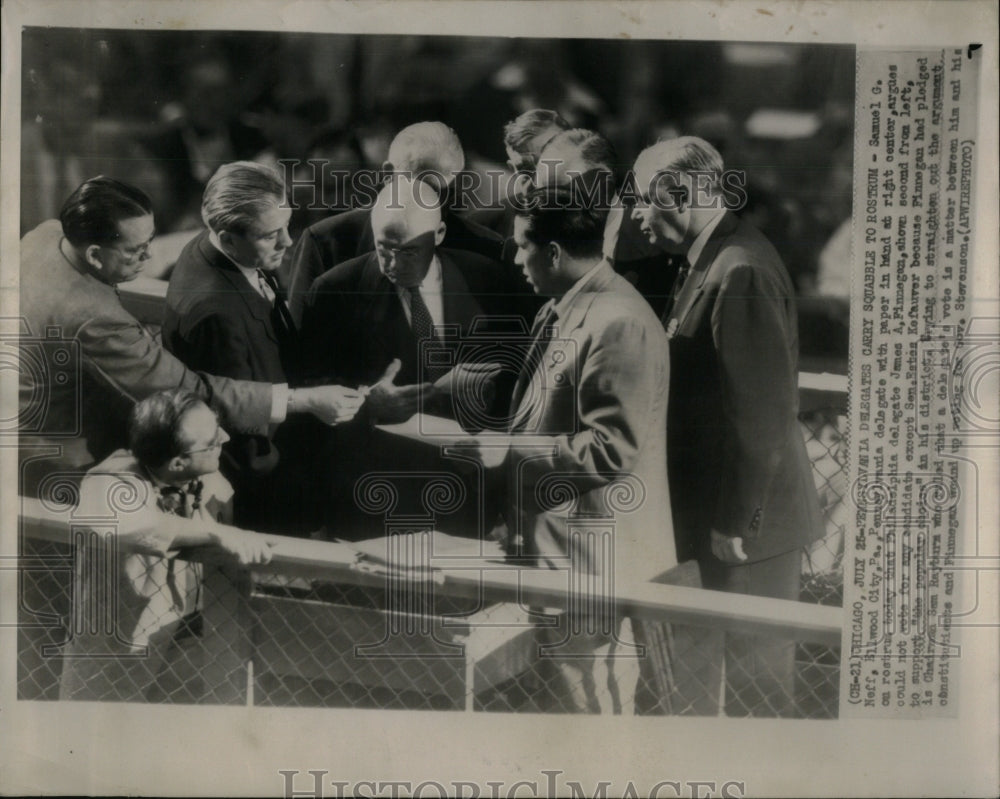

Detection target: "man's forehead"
[180, 403, 216, 438]
[249, 201, 291, 233]
[372, 216, 410, 242]
[512, 215, 531, 242]
[632, 157, 659, 191]
[116, 213, 155, 242]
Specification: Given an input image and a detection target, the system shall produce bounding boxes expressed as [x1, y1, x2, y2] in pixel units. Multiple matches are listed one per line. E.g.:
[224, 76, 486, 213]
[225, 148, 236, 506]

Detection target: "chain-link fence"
[18, 385, 846, 718]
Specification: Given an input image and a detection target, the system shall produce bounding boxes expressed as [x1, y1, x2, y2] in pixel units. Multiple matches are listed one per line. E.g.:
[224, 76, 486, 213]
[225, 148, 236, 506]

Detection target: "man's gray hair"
[201, 161, 287, 234]
[641, 136, 725, 180]
[386, 121, 464, 182]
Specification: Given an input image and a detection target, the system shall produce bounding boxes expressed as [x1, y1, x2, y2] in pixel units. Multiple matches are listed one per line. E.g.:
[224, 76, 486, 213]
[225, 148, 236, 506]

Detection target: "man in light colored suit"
[631, 136, 825, 716]
[462, 180, 676, 713]
[17, 176, 364, 497]
[59, 389, 273, 702]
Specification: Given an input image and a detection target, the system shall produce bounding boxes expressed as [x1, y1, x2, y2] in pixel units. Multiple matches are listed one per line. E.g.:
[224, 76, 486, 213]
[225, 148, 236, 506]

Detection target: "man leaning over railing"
[58, 389, 272, 703]
[17, 176, 364, 497]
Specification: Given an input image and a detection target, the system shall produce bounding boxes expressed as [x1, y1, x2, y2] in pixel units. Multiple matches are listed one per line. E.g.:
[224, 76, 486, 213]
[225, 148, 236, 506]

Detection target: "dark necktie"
[407, 286, 449, 381]
[407, 285, 436, 342]
[661, 256, 692, 323]
[508, 302, 559, 430]
[258, 269, 297, 337]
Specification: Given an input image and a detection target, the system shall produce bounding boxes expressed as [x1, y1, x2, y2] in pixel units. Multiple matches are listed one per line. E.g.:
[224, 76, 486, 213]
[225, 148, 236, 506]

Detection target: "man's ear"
[434, 221, 447, 248]
[166, 454, 188, 475]
[84, 244, 104, 271]
[381, 161, 395, 181]
[217, 229, 236, 253]
[547, 240, 562, 268]
[671, 183, 691, 214]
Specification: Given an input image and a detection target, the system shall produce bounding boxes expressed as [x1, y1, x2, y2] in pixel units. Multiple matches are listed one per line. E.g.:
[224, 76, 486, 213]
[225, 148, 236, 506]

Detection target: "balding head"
[384, 122, 464, 195]
[370, 176, 446, 287]
[630, 136, 727, 252]
[633, 136, 725, 199]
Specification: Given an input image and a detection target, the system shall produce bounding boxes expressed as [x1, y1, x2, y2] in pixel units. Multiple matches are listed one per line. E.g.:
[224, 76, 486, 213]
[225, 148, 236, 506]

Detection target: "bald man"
[300, 176, 508, 417]
[298, 176, 509, 538]
[285, 121, 504, 326]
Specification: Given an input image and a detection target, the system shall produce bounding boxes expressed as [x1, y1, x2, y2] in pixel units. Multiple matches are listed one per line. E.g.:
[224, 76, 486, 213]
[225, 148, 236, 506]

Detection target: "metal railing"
[17, 389, 846, 718]
[18, 273, 849, 715]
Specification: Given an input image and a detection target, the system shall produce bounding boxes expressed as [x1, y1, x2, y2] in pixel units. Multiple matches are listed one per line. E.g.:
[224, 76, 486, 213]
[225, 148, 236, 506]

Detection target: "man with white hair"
[631, 136, 824, 716]
[299, 176, 508, 538]
[285, 121, 504, 325]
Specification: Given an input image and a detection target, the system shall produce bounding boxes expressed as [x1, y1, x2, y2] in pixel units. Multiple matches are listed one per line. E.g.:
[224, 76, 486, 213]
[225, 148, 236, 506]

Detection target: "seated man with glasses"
[59, 388, 274, 703]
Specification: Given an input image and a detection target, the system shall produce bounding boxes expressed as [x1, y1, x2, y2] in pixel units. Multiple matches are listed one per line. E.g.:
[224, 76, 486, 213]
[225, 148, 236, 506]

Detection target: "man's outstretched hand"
[292, 385, 366, 425]
[365, 359, 435, 424]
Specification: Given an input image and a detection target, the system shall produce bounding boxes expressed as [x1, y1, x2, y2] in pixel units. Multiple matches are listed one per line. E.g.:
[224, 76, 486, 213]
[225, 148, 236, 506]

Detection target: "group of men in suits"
[18, 108, 823, 715]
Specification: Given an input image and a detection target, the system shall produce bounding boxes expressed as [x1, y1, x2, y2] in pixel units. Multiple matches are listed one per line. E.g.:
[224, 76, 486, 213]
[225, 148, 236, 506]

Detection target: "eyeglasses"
[182, 427, 228, 455]
[375, 242, 421, 259]
[109, 239, 154, 261]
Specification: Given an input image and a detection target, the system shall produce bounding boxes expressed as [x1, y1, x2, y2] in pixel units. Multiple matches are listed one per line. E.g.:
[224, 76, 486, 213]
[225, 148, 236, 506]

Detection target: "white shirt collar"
[209, 230, 269, 298]
[686, 210, 727, 268]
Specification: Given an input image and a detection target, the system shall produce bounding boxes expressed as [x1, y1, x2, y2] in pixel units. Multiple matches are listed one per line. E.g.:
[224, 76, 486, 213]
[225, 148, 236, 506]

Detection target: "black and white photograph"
[1, 1, 996, 796]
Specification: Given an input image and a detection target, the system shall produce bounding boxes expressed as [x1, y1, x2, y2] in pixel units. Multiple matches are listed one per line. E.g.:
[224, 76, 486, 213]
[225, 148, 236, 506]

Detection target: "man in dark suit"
[163, 161, 316, 531]
[17, 176, 365, 499]
[631, 137, 825, 716]
[284, 121, 504, 326]
[300, 176, 509, 538]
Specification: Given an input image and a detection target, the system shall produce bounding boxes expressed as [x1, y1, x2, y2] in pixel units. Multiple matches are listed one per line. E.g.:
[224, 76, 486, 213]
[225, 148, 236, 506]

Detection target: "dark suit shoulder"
[303, 207, 371, 241]
[462, 205, 509, 237]
[307, 251, 377, 294]
[166, 233, 246, 313]
[438, 247, 508, 289]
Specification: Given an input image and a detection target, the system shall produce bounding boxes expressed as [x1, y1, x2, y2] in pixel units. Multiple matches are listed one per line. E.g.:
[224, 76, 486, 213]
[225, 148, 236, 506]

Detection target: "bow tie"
[157, 479, 204, 517]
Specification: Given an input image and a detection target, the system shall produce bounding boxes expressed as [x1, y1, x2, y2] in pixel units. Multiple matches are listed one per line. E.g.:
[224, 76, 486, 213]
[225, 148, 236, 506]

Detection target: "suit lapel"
[358, 254, 412, 373]
[508, 263, 613, 429]
[666, 211, 738, 332]
[200, 237, 279, 344]
[439, 251, 479, 334]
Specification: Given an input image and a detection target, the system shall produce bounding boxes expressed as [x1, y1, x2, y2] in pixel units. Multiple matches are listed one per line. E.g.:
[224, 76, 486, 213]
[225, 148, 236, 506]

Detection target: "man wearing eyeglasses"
[300, 176, 509, 539]
[284, 121, 504, 327]
[59, 389, 274, 702]
[17, 176, 365, 500]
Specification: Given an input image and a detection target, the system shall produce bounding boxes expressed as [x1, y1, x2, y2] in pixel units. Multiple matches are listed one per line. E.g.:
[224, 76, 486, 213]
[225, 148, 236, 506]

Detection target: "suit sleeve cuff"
[270, 383, 290, 424]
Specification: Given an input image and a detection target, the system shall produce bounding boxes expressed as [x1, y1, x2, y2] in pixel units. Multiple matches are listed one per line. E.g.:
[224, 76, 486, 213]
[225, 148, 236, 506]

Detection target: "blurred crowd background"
[20, 28, 853, 371]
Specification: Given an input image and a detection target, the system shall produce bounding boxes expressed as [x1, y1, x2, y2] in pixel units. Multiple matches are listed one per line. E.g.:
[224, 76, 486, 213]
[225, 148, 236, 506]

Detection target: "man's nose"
[277, 228, 292, 248]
